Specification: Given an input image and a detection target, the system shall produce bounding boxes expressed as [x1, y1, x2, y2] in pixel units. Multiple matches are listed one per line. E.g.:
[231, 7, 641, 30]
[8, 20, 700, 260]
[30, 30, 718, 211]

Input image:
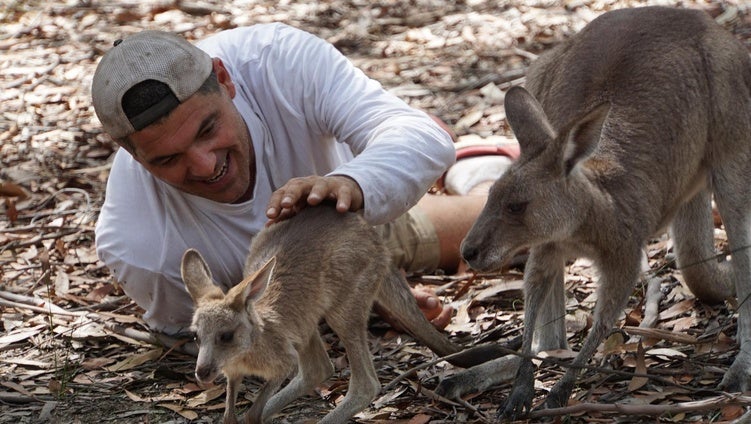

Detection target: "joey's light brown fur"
[182, 206, 500, 424]
[451, 6, 751, 420]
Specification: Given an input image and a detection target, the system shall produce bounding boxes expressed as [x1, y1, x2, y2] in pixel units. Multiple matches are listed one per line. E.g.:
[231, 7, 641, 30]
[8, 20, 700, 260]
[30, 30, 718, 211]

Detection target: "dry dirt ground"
[1, 0, 751, 423]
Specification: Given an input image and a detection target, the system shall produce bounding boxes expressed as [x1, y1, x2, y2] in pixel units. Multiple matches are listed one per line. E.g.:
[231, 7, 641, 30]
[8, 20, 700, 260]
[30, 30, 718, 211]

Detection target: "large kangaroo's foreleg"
[542, 246, 642, 411]
[500, 244, 568, 420]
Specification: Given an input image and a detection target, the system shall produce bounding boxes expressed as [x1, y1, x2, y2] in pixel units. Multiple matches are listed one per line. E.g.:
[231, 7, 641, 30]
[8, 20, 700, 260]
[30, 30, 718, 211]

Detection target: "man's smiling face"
[127, 60, 255, 204]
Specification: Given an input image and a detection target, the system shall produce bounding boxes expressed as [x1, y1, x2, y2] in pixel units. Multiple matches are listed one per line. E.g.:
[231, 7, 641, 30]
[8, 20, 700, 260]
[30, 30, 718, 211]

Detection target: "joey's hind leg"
[501, 245, 567, 420]
[320, 307, 380, 423]
[261, 334, 334, 421]
[244, 376, 285, 424]
[713, 169, 751, 392]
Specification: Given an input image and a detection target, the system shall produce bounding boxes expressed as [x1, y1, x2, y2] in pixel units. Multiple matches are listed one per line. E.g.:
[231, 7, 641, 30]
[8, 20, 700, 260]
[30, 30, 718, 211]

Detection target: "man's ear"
[212, 57, 236, 98]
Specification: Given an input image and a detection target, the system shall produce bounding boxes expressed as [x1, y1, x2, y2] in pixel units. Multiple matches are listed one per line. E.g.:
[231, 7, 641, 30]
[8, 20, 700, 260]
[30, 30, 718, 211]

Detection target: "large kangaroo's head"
[461, 86, 610, 272]
[180, 248, 275, 384]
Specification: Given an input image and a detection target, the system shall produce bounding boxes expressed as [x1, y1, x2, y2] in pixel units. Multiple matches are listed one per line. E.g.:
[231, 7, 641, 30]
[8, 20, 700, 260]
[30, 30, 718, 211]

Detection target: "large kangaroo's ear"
[229, 257, 277, 311]
[504, 86, 557, 158]
[181, 249, 223, 304]
[561, 102, 610, 175]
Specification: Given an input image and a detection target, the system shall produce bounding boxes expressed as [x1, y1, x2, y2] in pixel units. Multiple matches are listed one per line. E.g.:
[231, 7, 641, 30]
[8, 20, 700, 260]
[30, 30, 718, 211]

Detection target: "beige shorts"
[375, 207, 440, 274]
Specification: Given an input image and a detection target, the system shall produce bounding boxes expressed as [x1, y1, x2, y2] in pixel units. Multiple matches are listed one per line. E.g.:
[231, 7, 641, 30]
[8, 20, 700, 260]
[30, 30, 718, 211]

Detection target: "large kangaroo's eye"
[219, 331, 234, 344]
[505, 202, 527, 215]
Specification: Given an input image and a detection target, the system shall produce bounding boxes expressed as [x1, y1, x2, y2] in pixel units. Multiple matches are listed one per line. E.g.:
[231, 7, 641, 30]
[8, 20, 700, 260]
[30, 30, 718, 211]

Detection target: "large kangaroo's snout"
[460, 241, 480, 267]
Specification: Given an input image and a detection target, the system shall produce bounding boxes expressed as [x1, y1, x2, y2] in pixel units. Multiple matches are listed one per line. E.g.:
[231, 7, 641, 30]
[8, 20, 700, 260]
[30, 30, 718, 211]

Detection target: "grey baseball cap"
[91, 30, 213, 139]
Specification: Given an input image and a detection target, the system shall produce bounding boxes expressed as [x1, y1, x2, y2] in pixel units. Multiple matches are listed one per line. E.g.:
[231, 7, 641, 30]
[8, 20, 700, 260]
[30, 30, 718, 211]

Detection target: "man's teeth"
[207, 160, 228, 183]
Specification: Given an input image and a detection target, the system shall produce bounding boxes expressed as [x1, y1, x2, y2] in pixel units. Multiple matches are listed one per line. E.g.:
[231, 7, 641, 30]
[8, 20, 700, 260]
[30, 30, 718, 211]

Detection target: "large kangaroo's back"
[524, 7, 751, 233]
[528, 7, 750, 134]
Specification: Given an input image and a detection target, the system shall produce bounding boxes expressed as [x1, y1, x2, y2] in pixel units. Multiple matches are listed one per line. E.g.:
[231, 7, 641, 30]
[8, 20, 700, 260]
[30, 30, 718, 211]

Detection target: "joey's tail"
[375, 267, 511, 368]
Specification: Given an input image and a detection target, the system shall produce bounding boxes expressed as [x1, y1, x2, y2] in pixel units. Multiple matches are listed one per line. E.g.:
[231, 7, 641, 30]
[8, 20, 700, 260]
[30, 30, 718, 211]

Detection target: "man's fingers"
[306, 179, 331, 205]
[431, 305, 454, 330]
[266, 175, 364, 221]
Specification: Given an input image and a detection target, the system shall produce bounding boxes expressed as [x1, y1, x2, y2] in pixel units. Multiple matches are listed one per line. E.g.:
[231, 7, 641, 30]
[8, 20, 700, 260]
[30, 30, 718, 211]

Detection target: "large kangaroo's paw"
[498, 359, 536, 421]
[435, 355, 520, 399]
[720, 350, 751, 392]
[540, 372, 575, 410]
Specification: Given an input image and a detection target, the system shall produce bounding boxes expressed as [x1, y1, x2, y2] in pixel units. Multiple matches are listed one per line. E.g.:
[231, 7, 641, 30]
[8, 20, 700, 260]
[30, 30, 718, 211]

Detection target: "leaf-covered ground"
[1, 1, 750, 423]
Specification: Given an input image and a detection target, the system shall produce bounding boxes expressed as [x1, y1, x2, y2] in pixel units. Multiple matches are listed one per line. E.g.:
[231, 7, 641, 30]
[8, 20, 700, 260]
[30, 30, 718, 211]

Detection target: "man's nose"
[186, 146, 216, 177]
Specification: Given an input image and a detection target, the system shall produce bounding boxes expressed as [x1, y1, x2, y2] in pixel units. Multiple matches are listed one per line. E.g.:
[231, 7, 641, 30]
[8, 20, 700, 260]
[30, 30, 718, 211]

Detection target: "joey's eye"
[192, 333, 201, 345]
[505, 202, 527, 215]
[219, 331, 234, 344]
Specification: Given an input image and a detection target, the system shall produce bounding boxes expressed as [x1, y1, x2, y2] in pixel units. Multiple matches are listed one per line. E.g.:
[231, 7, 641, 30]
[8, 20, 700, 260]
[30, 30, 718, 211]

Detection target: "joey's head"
[461, 86, 609, 272]
[180, 249, 276, 385]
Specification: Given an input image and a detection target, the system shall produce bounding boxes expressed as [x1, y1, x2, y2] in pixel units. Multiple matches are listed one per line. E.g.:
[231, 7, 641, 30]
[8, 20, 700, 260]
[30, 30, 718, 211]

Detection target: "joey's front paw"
[222, 413, 238, 424]
[720, 351, 751, 392]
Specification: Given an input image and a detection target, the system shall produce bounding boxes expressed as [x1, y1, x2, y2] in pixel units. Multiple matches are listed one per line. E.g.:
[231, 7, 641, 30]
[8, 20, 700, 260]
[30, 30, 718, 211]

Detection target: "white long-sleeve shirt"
[95, 23, 455, 334]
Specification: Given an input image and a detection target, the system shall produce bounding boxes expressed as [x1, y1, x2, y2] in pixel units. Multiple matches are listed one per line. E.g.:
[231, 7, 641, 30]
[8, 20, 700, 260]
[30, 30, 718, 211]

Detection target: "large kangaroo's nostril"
[196, 366, 212, 381]
[461, 244, 478, 264]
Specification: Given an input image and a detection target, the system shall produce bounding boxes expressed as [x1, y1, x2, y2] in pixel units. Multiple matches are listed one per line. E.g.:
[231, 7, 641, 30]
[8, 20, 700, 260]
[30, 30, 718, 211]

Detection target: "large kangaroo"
[456, 6, 751, 420]
[181, 206, 503, 423]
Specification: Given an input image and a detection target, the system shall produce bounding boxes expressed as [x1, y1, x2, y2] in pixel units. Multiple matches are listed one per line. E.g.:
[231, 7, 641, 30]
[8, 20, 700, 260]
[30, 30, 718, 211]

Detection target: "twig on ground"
[0, 289, 81, 317]
[0, 391, 49, 404]
[623, 325, 698, 345]
[1, 54, 59, 89]
[453, 396, 493, 423]
[103, 322, 198, 356]
[525, 393, 751, 420]
[641, 276, 664, 329]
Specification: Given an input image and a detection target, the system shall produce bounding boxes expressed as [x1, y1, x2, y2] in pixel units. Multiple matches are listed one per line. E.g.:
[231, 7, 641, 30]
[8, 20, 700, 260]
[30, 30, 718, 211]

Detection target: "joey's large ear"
[504, 86, 557, 157]
[229, 257, 277, 311]
[181, 249, 223, 304]
[561, 102, 610, 174]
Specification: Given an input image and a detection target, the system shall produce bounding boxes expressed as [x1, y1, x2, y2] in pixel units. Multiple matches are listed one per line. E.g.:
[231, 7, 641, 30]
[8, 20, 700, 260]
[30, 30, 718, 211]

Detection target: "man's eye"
[155, 155, 177, 166]
[198, 123, 216, 139]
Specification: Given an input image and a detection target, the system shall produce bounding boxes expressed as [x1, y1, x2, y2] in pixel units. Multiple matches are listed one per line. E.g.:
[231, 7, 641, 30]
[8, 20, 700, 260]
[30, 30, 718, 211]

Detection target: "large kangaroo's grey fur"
[449, 6, 751, 420]
[181, 206, 502, 424]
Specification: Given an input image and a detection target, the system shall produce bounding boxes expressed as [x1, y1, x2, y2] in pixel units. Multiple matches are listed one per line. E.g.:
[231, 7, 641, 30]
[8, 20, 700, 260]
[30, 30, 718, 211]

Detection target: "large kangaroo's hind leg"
[713, 164, 751, 392]
[671, 190, 735, 305]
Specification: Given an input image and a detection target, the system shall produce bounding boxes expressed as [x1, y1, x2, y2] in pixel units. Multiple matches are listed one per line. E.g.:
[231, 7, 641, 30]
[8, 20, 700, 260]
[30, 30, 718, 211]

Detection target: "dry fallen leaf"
[627, 341, 648, 392]
[106, 348, 163, 372]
